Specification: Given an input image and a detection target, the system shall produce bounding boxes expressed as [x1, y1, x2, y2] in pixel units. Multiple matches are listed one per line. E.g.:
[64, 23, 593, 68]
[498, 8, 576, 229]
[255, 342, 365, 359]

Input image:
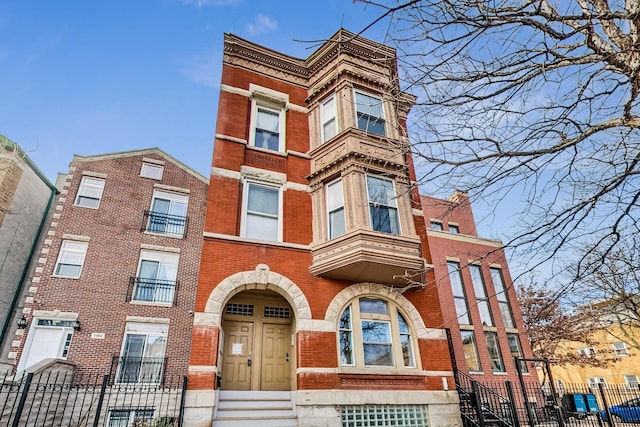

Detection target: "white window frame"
[107, 408, 155, 427]
[587, 376, 607, 389]
[555, 379, 565, 392]
[132, 250, 179, 305]
[354, 90, 386, 136]
[321, 95, 338, 142]
[613, 341, 629, 357]
[240, 180, 283, 242]
[53, 240, 89, 278]
[140, 162, 164, 180]
[365, 175, 400, 235]
[624, 374, 639, 388]
[117, 322, 168, 384]
[74, 177, 105, 209]
[338, 297, 418, 370]
[249, 101, 286, 152]
[326, 178, 345, 239]
[147, 190, 189, 237]
[578, 347, 597, 358]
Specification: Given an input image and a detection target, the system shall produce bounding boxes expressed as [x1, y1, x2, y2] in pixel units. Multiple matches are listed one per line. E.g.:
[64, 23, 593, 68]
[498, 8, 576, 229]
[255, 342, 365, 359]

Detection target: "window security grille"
[264, 306, 290, 319]
[225, 304, 254, 316]
[341, 405, 428, 427]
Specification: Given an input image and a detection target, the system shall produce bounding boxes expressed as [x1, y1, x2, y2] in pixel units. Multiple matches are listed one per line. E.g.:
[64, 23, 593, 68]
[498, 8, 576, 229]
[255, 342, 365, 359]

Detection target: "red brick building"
[184, 30, 482, 427]
[421, 192, 534, 382]
[9, 149, 208, 383]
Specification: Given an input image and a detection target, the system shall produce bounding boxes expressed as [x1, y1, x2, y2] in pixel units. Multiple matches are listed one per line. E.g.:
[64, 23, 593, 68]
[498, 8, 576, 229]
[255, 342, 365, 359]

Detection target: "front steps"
[213, 390, 297, 427]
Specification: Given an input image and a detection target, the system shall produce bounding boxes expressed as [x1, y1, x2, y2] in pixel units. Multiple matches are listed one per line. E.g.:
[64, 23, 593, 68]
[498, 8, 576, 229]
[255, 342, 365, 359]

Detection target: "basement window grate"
[264, 306, 290, 319]
[225, 304, 254, 316]
[341, 405, 428, 427]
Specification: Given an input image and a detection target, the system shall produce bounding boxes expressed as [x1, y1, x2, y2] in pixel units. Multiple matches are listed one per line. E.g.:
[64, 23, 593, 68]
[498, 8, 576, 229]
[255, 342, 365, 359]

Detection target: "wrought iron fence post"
[505, 381, 521, 427]
[178, 375, 188, 426]
[514, 357, 536, 427]
[11, 372, 33, 427]
[92, 374, 110, 427]
[472, 380, 486, 427]
[598, 383, 615, 427]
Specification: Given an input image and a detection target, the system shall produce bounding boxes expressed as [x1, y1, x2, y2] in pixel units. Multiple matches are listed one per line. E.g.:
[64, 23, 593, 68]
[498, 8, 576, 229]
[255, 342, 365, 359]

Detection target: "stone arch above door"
[200, 264, 311, 328]
[324, 282, 444, 340]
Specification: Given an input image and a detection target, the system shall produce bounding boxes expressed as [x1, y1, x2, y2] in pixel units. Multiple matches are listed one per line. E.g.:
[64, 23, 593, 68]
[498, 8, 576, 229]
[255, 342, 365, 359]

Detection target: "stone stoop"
[213, 390, 297, 427]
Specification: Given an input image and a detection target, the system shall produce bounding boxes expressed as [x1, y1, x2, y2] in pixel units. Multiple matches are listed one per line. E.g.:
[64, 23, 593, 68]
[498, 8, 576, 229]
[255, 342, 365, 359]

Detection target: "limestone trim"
[295, 389, 459, 405]
[324, 282, 446, 340]
[203, 264, 312, 328]
[427, 229, 503, 247]
[153, 183, 190, 194]
[202, 232, 310, 250]
[215, 133, 247, 145]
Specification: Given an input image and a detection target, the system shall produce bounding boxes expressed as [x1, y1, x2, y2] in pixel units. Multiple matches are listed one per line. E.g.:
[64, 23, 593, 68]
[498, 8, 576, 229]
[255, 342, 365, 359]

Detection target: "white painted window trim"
[74, 176, 105, 209]
[53, 240, 89, 278]
[140, 162, 164, 180]
[321, 95, 338, 142]
[240, 179, 283, 242]
[354, 89, 386, 136]
[326, 178, 345, 239]
[248, 100, 286, 153]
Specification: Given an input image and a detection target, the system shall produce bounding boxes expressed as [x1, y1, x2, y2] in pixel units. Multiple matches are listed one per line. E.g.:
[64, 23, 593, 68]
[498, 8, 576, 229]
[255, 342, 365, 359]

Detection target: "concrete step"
[214, 391, 297, 427]
[213, 417, 297, 427]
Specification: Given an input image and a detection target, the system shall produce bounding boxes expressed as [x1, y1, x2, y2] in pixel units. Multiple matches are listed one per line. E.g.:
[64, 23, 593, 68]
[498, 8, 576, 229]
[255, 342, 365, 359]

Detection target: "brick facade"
[9, 149, 208, 379]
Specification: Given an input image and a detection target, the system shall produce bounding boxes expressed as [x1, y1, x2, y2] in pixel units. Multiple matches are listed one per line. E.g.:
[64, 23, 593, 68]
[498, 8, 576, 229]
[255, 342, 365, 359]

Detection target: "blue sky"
[1, 0, 540, 277]
[0, 0, 387, 182]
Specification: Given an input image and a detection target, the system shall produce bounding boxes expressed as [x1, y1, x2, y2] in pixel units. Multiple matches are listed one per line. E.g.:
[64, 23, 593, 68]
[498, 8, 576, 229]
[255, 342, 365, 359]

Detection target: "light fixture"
[16, 315, 27, 329]
[73, 320, 81, 331]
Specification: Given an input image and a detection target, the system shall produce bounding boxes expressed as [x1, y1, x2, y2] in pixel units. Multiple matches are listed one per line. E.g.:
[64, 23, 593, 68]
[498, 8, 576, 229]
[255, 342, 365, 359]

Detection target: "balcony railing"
[128, 277, 178, 305]
[111, 356, 167, 384]
[142, 210, 188, 237]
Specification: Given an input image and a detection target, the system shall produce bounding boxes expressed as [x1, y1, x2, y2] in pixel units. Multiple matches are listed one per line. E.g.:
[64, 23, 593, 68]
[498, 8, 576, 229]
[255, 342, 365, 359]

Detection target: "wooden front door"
[221, 291, 293, 391]
[261, 323, 291, 391]
[221, 321, 253, 390]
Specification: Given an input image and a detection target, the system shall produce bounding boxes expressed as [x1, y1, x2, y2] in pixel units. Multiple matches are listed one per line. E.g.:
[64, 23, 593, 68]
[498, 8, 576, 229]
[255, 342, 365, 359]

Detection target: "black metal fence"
[0, 369, 186, 426]
[457, 370, 640, 427]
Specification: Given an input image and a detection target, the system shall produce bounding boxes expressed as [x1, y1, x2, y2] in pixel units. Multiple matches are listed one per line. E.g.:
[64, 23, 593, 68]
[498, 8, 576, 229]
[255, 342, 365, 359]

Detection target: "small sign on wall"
[91, 333, 105, 339]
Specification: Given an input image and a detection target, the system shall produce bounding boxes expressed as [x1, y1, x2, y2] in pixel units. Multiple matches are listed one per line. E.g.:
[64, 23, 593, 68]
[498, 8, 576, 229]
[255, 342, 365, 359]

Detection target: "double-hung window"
[327, 179, 345, 239]
[339, 297, 416, 369]
[251, 104, 284, 152]
[490, 267, 516, 328]
[587, 377, 607, 389]
[355, 91, 385, 135]
[140, 162, 164, 180]
[117, 322, 167, 384]
[448, 261, 470, 324]
[366, 175, 399, 235]
[321, 96, 337, 142]
[132, 250, 178, 304]
[75, 177, 105, 208]
[54, 240, 88, 278]
[147, 190, 188, 237]
[242, 181, 281, 241]
[613, 341, 629, 357]
[470, 265, 494, 326]
[485, 331, 505, 372]
[624, 374, 639, 388]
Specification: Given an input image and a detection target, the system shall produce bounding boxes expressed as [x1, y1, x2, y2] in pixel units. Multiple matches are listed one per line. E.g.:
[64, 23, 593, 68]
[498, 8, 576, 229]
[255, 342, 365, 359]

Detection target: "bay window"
[355, 91, 385, 135]
[326, 178, 345, 239]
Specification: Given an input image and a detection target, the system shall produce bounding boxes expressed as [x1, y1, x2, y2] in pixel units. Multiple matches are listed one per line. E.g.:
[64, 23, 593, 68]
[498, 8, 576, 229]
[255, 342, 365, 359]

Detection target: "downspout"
[0, 185, 58, 347]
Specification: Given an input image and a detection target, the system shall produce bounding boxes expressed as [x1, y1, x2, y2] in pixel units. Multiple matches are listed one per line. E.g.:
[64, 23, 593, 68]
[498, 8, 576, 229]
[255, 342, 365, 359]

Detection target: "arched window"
[339, 297, 416, 368]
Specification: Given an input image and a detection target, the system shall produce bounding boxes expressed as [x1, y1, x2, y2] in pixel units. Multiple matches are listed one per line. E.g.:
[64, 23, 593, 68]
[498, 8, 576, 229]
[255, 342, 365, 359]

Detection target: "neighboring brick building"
[9, 148, 208, 383]
[185, 30, 463, 427]
[421, 192, 536, 384]
[0, 134, 57, 371]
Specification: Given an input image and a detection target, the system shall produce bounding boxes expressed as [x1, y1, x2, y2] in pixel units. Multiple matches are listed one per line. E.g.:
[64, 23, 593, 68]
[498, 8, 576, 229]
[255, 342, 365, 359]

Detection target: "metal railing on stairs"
[456, 370, 518, 427]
